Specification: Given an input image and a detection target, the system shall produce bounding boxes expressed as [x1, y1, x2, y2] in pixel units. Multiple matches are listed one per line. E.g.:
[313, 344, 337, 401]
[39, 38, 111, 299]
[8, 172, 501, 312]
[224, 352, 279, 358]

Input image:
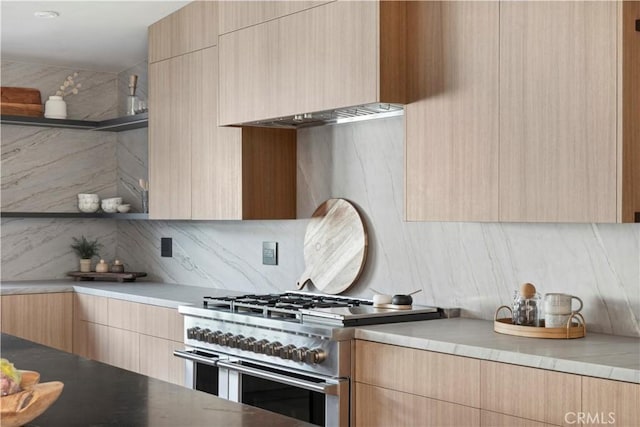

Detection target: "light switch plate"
[262, 241, 277, 265]
[161, 237, 172, 257]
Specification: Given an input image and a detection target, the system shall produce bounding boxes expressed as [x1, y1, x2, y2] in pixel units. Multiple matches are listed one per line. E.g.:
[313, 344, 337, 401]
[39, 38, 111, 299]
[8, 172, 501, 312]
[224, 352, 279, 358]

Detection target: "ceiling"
[1, 1, 190, 73]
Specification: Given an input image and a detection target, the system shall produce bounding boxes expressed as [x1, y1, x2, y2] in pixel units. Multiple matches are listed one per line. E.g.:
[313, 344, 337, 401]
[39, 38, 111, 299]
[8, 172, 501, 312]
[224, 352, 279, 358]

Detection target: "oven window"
[241, 367, 325, 426]
[194, 361, 219, 396]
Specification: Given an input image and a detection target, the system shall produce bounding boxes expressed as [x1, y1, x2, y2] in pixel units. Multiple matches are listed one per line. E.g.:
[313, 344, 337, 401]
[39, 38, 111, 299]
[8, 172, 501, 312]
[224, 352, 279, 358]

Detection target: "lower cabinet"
[355, 382, 480, 426]
[73, 294, 185, 386]
[354, 340, 639, 427]
[0, 293, 73, 353]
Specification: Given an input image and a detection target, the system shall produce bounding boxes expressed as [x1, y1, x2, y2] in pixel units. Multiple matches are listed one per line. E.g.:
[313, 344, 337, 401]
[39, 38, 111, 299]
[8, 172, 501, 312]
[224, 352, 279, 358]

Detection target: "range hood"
[240, 103, 404, 129]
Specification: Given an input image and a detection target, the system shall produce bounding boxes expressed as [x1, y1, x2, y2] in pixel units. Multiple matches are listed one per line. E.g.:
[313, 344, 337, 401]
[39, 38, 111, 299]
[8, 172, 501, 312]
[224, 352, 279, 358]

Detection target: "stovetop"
[199, 291, 441, 327]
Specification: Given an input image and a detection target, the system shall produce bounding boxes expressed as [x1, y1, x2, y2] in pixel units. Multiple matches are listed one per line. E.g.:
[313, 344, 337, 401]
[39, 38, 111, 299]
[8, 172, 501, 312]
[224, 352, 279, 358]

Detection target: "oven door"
[217, 359, 349, 427]
[173, 348, 230, 398]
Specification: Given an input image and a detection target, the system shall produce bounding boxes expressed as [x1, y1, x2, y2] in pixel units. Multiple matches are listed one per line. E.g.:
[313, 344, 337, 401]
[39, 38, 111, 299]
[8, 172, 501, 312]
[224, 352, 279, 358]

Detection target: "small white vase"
[44, 96, 67, 119]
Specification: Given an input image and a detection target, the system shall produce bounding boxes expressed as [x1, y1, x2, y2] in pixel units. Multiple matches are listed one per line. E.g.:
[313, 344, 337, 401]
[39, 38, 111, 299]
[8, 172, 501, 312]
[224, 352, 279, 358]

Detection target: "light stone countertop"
[356, 318, 640, 384]
[0, 279, 243, 309]
[2, 280, 639, 383]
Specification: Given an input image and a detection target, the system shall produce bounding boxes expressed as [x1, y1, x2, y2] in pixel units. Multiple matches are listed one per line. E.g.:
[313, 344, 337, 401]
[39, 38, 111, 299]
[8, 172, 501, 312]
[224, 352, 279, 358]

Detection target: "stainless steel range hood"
[240, 103, 404, 129]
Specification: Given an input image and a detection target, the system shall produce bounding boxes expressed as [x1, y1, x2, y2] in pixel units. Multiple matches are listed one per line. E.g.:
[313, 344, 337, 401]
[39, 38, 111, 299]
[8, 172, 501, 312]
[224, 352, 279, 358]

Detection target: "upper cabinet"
[218, 1, 334, 35]
[405, 1, 639, 223]
[148, 1, 296, 220]
[148, 1, 218, 64]
[218, 0, 407, 126]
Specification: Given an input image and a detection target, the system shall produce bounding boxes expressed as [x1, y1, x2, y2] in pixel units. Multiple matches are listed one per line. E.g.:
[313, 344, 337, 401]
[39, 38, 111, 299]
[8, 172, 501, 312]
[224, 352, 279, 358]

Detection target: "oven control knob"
[279, 344, 297, 360]
[292, 347, 310, 362]
[252, 339, 269, 353]
[265, 341, 282, 356]
[187, 327, 200, 340]
[199, 328, 211, 341]
[209, 330, 223, 344]
[305, 349, 327, 364]
[240, 337, 256, 351]
[229, 334, 245, 348]
[218, 333, 234, 346]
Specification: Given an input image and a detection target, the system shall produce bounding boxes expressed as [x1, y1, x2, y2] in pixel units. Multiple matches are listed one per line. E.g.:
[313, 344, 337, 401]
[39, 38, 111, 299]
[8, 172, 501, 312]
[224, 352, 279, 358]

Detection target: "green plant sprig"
[71, 235, 102, 259]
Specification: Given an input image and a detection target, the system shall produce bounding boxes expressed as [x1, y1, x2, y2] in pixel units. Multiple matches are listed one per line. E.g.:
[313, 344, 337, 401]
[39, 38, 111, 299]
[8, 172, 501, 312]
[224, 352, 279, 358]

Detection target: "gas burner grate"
[202, 292, 374, 320]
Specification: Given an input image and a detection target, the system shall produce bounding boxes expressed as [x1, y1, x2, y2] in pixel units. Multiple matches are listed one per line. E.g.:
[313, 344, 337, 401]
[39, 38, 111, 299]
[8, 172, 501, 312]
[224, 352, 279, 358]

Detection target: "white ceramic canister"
[44, 96, 67, 119]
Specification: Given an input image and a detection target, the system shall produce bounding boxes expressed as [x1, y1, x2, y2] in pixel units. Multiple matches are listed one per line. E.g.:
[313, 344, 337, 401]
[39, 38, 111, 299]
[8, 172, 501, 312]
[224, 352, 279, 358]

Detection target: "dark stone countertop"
[1, 334, 311, 427]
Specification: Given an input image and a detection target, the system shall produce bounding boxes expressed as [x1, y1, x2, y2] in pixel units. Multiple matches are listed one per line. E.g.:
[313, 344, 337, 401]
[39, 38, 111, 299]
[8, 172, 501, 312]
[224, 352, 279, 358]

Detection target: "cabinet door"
[582, 377, 640, 426]
[481, 361, 581, 425]
[149, 1, 218, 63]
[149, 53, 194, 220]
[106, 327, 139, 372]
[219, 0, 380, 125]
[405, 1, 499, 221]
[191, 47, 243, 220]
[1, 293, 73, 352]
[480, 410, 546, 427]
[355, 340, 480, 408]
[139, 335, 186, 386]
[218, 0, 334, 35]
[355, 383, 480, 427]
[499, 1, 617, 222]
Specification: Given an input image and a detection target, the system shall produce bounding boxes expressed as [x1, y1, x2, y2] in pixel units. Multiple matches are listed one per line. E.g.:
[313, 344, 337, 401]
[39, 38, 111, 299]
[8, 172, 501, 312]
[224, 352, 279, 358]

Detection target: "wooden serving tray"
[67, 271, 147, 282]
[1, 87, 43, 117]
[494, 305, 586, 339]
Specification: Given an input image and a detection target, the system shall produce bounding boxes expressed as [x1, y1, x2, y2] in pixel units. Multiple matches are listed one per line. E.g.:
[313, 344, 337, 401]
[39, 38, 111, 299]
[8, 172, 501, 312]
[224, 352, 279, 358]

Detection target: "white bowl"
[78, 201, 99, 213]
[77, 193, 99, 202]
[101, 197, 122, 213]
[116, 204, 131, 213]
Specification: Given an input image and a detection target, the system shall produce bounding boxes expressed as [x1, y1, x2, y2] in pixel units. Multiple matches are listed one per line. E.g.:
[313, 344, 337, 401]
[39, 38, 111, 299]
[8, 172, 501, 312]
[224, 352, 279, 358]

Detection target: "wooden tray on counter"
[67, 271, 147, 282]
[494, 305, 586, 339]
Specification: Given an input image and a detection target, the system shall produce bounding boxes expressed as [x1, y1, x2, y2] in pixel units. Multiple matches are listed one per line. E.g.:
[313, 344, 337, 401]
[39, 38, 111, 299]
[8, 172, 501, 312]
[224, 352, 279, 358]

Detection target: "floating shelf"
[1, 112, 148, 132]
[0, 212, 148, 220]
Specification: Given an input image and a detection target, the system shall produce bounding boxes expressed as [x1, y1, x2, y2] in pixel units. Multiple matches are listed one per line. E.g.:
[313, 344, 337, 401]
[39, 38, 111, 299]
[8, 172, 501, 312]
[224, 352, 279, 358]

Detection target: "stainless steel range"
[175, 291, 448, 426]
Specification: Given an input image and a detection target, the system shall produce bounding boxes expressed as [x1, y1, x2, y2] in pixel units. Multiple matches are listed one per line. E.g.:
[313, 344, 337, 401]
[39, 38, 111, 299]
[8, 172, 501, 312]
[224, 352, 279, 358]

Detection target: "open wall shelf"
[1, 212, 148, 220]
[1, 112, 148, 132]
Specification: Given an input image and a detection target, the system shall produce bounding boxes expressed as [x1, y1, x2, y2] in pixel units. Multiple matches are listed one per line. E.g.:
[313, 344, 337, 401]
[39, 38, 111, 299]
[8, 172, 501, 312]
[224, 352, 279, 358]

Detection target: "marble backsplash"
[116, 116, 639, 337]
[1, 61, 638, 337]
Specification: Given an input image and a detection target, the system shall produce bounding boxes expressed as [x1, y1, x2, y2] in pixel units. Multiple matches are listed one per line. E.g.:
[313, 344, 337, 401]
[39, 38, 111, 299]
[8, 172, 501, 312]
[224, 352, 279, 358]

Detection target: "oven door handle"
[216, 360, 341, 396]
[173, 349, 220, 367]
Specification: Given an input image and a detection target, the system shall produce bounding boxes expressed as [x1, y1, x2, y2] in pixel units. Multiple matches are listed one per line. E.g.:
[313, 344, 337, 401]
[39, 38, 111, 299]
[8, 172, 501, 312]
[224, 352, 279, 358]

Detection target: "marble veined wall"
[117, 116, 640, 337]
[1, 60, 119, 278]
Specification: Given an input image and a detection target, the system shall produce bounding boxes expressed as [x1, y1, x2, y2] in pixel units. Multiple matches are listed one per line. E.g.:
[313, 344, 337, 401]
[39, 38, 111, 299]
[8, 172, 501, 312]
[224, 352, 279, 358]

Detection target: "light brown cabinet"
[405, 0, 639, 223]
[353, 340, 638, 427]
[73, 294, 185, 386]
[218, 0, 406, 126]
[148, 7, 296, 220]
[218, 0, 334, 35]
[355, 382, 480, 427]
[148, 1, 218, 64]
[0, 293, 73, 353]
[481, 360, 581, 426]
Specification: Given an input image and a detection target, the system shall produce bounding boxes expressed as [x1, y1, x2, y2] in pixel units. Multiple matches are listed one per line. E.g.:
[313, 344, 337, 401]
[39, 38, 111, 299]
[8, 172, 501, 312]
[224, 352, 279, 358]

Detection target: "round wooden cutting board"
[297, 198, 368, 294]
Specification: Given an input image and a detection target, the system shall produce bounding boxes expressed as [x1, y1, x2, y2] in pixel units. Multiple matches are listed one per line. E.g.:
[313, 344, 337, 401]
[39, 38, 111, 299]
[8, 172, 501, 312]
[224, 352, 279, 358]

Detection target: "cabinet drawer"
[481, 361, 581, 425]
[75, 293, 108, 324]
[481, 410, 547, 427]
[355, 340, 480, 407]
[139, 335, 185, 386]
[107, 298, 140, 331]
[138, 304, 183, 342]
[355, 382, 480, 427]
[582, 377, 640, 426]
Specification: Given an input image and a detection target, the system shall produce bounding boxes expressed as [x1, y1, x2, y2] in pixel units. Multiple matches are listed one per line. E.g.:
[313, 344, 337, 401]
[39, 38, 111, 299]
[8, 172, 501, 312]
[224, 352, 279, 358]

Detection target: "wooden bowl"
[0, 370, 64, 427]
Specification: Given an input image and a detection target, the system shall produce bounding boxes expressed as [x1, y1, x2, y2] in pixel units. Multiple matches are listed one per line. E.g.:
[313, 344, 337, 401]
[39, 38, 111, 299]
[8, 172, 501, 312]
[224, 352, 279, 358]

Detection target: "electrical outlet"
[161, 237, 172, 257]
[262, 242, 277, 265]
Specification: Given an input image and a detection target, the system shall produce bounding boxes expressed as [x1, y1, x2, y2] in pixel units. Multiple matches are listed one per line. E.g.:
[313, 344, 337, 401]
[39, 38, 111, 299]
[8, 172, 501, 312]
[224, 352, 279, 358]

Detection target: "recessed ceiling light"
[34, 11, 60, 19]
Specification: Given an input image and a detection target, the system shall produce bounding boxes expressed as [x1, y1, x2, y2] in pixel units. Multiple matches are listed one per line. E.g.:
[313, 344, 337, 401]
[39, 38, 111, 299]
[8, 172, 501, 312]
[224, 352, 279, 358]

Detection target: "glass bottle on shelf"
[126, 74, 139, 116]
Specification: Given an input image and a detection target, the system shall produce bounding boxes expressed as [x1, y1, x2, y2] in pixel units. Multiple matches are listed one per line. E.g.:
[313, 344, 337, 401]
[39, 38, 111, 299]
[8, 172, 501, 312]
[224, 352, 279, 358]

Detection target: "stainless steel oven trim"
[173, 349, 220, 367]
[216, 360, 342, 395]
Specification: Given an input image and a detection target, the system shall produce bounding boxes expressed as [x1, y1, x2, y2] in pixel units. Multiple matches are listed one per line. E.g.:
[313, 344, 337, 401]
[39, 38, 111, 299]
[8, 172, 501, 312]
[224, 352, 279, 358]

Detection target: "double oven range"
[174, 292, 448, 426]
